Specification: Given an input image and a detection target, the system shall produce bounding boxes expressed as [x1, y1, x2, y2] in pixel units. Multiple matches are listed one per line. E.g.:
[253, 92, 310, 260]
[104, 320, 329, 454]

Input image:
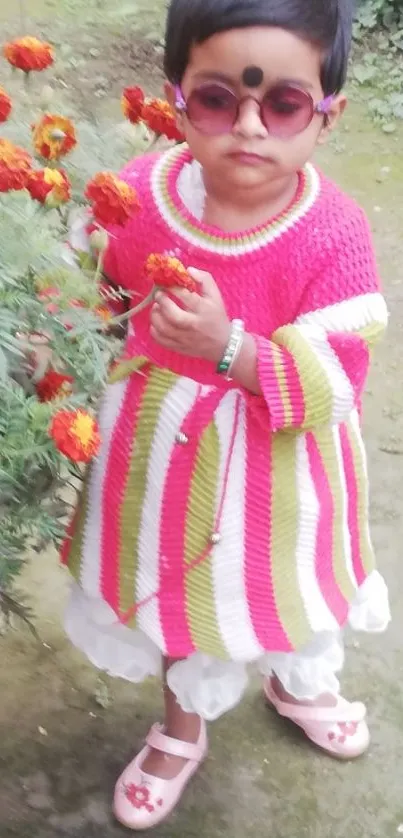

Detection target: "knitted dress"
[64, 144, 390, 720]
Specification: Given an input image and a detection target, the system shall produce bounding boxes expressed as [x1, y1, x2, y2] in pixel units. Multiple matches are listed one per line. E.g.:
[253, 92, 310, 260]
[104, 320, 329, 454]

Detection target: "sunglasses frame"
[174, 83, 334, 138]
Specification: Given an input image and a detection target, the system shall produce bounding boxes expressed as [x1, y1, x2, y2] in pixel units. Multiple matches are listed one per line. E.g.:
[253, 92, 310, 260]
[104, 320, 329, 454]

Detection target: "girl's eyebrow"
[275, 77, 315, 92]
[192, 70, 235, 85]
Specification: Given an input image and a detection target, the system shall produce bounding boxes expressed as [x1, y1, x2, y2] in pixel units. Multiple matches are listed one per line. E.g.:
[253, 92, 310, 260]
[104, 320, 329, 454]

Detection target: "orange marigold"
[0, 86, 12, 122]
[121, 86, 145, 125]
[142, 98, 184, 142]
[32, 113, 77, 161]
[28, 167, 71, 207]
[85, 172, 140, 227]
[3, 36, 54, 73]
[49, 409, 101, 463]
[36, 368, 74, 402]
[144, 254, 197, 291]
[0, 138, 32, 192]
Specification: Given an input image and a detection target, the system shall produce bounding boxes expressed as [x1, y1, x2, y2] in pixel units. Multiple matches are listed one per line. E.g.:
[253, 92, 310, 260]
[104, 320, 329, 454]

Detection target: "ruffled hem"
[64, 571, 390, 721]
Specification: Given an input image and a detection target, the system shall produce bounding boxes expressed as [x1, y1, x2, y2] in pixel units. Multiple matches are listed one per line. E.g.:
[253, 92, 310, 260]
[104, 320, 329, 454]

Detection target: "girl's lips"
[228, 151, 271, 165]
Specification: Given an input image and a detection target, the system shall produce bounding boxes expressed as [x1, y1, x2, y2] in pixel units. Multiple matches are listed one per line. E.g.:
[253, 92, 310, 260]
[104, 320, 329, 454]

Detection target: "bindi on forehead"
[242, 65, 264, 88]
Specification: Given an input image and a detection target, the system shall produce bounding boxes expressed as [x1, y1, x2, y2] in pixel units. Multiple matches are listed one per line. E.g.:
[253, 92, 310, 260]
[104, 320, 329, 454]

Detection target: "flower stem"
[94, 249, 104, 287]
[107, 289, 155, 326]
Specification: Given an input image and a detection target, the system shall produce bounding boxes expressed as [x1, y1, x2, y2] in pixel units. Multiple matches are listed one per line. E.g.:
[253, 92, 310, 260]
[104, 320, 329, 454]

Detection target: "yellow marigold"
[27, 167, 71, 207]
[0, 138, 32, 192]
[32, 113, 77, 161]
[142, 98, 184, 142]
[144, 254, 197, 291]
[3, 36, 54, 73]
[85, 172, 140, 227]
[0, 86, 12, 122]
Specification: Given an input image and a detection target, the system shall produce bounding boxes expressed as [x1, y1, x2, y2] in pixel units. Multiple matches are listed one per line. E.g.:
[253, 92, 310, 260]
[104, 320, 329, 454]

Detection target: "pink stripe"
[244, 415, 292, 651]
[339, 424, 366, 586]
[255, 336, 285, 431]
[328, 333, 369, 401]
[306, 433, 349, 625]
[100, 368, 150, 611]
[158, 388, 224, 657]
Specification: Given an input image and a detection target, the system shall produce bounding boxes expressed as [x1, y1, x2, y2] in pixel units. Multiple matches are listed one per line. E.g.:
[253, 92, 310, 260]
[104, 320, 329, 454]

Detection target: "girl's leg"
[140, 657, 202, 780]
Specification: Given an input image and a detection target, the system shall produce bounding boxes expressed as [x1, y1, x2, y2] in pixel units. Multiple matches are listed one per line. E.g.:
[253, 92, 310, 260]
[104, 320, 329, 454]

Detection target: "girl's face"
[166, 26, 345, 191]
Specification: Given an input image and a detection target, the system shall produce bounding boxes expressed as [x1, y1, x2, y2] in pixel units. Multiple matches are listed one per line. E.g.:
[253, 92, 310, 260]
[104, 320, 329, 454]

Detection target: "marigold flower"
[0, 86, 12, 122]
[36, 368, 74, 401]
[94, 304, 112, 322]
[144, 254, 197, 292]
[3, 36, 54, 73]
[32, 113, 77, 161]
[142, 98, 184, 142]
[28, 167, 71, 207]
[85, 171, 140, 227]
[121, 86, 145, 124]
[0, 138, 32, 192]
[49, 409, 101, 463]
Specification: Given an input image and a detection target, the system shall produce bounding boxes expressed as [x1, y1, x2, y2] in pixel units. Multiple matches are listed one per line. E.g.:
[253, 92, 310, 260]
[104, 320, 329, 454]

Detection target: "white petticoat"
[64, 571, 390, 721]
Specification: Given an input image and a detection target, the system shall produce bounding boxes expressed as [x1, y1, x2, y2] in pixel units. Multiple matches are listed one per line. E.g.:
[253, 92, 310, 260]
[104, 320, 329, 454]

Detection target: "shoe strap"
[146, 724, 204, 762]
[266, 681, 366, 724]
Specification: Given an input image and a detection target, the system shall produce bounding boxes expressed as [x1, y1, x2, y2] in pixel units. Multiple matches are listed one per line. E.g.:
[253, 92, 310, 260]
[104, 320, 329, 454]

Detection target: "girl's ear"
[165, 81, 186, 133]
[317, 93, 347, 145]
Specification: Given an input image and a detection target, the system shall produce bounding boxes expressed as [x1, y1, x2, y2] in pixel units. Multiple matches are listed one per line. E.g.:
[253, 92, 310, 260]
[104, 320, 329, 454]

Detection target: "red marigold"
[49, 409, 101, 463]
[0, 86, 12, 122]
[0, 139, 32, 192]
[144, 254, 197, 292]
[3, 36, 54, 73]
[121, 86, 145, 124]
[142, 98, 184, 142]
[85, 171, 140, 227]
[32, 113, 77, 161]
[28, 167, 71, 207]
[36, 368, 74, 402]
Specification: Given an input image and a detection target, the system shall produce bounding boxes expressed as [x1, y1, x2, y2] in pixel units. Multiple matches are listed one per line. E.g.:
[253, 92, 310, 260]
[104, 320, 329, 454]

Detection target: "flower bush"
[0, 33, 185, 625]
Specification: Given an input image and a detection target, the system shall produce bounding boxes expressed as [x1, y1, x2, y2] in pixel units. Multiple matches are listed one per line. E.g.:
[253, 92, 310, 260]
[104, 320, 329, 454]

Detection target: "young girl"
[64, 0, 391, 829]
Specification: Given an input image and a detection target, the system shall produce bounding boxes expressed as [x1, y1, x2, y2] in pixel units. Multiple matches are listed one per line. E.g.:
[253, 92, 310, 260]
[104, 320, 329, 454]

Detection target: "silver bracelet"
[217, 319, 245, 379]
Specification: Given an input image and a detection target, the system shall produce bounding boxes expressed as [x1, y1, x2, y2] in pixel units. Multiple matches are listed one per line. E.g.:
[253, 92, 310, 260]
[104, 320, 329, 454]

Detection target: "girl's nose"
[233, 98, 268, 139]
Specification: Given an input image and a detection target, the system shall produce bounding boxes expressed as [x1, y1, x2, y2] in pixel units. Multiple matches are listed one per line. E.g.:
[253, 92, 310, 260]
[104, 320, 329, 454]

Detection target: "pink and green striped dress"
[63, 145, 390, 714]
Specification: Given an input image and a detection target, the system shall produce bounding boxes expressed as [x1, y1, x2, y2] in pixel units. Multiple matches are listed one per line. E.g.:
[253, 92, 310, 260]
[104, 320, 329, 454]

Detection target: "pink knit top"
[65, 144, 388, 661]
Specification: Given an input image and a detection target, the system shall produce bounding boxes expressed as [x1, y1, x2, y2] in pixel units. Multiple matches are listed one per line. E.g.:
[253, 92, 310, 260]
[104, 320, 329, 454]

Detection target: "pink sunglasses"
[175, 82, 334, 139]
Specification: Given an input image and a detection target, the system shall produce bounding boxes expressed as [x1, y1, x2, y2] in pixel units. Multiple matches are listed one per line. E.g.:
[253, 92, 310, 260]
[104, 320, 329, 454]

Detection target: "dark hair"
[164, 0, 354, 95]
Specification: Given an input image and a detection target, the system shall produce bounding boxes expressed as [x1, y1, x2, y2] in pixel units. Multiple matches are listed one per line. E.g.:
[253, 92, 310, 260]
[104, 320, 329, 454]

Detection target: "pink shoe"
[113, 721, 208, 830]
[264, 678, 370, 760]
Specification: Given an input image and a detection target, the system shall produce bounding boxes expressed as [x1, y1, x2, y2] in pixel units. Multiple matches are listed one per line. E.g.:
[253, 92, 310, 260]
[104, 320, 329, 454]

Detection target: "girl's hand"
[150, 268, 231, 364]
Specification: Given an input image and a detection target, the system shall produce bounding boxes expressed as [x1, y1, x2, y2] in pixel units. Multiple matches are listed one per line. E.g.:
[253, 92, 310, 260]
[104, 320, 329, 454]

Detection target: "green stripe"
[346, 419, 376, 577]
[67, 478, 90, 581]
[273, 326, 334, 430]
[315, 427, 355, 602]
[270, 433, 311, 647]
[184, 421, 227, 658]
[118, 367, 177, 623]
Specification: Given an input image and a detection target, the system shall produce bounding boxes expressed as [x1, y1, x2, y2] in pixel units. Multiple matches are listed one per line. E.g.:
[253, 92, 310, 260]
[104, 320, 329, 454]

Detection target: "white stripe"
[295, 293, 388, 332]
[294, 323, 355, 424]
[212, 392, 263, 661]
[80, 379, 129, 596]
[349, 409, 374, 554]
[332, 424, 357, 591]
[295, 434, 339, 632]
[151, 146, 320, 255]
[136, 375, 199, 654]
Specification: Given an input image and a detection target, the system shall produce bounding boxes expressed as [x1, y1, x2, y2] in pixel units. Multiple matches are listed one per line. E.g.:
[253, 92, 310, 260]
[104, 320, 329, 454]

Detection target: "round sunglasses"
[175, 82, 334, 139]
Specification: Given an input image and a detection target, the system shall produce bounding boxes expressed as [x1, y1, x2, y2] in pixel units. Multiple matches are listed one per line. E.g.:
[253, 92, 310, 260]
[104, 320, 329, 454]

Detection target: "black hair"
[164, 0, 354, 95]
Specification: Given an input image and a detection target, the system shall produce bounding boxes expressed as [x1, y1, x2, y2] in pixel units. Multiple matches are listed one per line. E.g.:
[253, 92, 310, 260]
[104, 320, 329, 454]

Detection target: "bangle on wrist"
[216, 319, 245, 379]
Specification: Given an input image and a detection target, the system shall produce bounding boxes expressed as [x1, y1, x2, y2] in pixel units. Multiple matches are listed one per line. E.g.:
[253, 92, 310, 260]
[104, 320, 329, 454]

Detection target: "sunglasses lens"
[262, 85, 314, 137]
[186, 84, 237, 135]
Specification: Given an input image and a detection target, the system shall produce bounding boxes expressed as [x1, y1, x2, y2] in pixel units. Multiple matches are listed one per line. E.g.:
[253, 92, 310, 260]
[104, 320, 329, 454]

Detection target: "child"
[63, 0, 391, 829]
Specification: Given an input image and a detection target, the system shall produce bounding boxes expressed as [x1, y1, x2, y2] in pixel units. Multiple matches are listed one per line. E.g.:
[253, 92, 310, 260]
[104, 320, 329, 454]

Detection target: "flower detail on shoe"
[124, 783, 155, 813]
[328, 721, 358, 744]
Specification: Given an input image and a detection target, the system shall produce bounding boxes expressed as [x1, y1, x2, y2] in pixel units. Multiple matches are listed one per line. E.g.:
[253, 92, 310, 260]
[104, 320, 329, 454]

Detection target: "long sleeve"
[254, 209, 388, 432]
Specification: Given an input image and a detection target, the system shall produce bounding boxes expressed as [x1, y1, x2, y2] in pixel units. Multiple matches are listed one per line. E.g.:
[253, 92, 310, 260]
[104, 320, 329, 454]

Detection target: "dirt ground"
[1, 3, 403, 837]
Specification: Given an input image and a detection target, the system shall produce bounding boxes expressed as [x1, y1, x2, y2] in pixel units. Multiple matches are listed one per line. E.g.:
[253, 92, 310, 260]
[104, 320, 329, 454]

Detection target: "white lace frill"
[65, 571, 390, 721]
